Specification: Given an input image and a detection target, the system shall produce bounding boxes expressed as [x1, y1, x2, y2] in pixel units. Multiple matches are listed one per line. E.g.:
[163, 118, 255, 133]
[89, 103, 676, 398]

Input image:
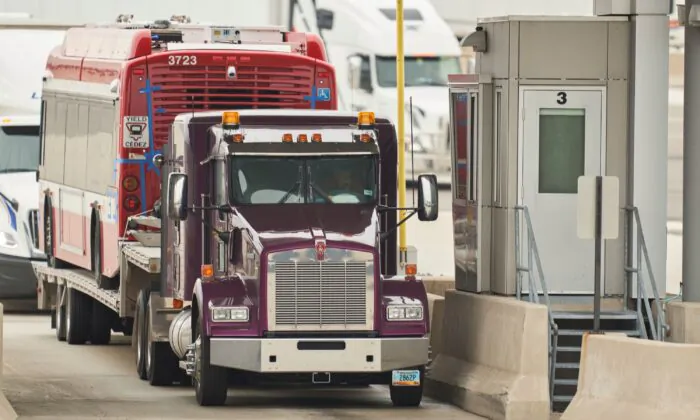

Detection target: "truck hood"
[236, 204, 378, 251]
[378, 86, 449, 133]
[0, 172, 39, 212]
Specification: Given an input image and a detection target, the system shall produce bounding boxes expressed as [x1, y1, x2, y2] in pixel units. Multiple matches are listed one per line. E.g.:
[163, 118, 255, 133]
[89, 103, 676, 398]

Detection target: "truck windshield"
[0, 125, 40, 174]
[229, 155, 377, 205]
[375, 55, 461, 87]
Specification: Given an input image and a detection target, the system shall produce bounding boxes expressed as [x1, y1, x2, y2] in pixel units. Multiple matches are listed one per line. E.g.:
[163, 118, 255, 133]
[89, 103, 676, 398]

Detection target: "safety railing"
[623, 206, 669, 341]
[514, 205, 558, 408]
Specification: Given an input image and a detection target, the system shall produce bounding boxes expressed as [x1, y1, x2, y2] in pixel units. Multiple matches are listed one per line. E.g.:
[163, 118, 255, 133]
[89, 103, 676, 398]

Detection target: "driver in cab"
[315, 170, 365, 203]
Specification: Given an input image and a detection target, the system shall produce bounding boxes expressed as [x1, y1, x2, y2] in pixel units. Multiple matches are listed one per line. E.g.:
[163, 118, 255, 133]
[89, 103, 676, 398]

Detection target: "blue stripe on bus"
[0, 196, 17, 231]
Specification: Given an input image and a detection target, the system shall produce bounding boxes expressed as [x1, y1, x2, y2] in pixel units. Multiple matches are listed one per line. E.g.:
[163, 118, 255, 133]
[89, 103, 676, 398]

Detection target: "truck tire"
[65, 287, 92, 345]
[193, 316, 228, 406]
[389, 366, 425, 407]
[135, 289, 150, 380]
[55, 284, 66, 341]
[90, 300, 113, 345]
[145, 298, 180, 386]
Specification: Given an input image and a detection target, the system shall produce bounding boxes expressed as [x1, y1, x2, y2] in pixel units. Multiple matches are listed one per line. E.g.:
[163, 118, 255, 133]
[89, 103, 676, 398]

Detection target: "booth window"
[467, 93, 478, 202]
[538, 108, 586, 194]
[451, 92, 469, 200]
[493, 90, 502, 206]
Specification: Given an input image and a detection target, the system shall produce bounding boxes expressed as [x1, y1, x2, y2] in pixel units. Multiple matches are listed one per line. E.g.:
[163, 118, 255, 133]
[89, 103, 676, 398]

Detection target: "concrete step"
[557, 329, 640, 336]
[552, 394, 574, 402]
[554, 378, 578, 386]
[556, 346, 581, 352]
[554, 362, 580, 369]
[552, 310, 637, 320]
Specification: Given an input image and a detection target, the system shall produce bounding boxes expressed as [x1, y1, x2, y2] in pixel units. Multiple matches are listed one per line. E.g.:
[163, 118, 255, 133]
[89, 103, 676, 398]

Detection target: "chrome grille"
[27, 209, 39, 248]
[272, 260, 370, 329]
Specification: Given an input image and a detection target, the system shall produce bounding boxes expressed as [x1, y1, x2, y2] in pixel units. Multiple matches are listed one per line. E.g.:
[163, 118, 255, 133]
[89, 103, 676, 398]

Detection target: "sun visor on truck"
[224, 141, 379, 155]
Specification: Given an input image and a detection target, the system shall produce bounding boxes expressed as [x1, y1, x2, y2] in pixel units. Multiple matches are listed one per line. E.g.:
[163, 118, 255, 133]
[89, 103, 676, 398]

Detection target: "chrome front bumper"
[209, 336, 429, 373]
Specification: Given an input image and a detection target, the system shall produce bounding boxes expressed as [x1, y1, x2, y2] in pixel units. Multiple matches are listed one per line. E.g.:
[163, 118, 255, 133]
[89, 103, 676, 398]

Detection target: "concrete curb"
[0, 304, 17, 420]
[0, 393, 18, 420]
[668, 221, 683, 235]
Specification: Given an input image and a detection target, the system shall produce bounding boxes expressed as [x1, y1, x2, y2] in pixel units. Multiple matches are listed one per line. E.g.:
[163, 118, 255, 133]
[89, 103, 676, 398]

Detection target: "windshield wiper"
[277, 166, 304, 204]
[0, 168, 36, 174]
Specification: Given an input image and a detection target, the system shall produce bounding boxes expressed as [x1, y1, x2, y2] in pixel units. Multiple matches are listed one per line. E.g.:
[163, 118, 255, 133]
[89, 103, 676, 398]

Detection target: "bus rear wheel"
[91, 215, 117, 290]
[44, 204, 67, 269]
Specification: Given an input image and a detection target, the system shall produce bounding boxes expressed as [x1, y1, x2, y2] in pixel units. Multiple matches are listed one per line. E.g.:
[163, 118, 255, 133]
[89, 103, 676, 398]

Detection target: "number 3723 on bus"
[168, 55, 198, 66]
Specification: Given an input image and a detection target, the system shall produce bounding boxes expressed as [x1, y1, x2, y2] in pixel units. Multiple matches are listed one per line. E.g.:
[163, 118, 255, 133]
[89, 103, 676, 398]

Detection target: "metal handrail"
[514, 205, 558, 409]
[623, 206, 669, 341]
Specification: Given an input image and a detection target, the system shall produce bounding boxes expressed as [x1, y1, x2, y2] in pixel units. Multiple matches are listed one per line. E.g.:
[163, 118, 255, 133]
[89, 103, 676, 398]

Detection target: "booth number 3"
[556, 91, 567, 105]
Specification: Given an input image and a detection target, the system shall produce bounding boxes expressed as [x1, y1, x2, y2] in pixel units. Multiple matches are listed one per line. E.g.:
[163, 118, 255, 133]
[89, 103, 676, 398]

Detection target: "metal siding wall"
[0, 0, 278, 25]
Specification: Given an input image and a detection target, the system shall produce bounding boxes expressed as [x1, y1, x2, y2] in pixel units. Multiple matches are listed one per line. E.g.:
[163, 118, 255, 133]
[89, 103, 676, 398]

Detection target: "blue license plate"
[392, 369, 420, 386]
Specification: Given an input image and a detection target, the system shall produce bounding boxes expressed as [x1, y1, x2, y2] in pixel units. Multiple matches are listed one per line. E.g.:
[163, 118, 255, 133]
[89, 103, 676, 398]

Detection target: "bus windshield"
[0, 125, 40, 174]
[229, 155, 377, 204]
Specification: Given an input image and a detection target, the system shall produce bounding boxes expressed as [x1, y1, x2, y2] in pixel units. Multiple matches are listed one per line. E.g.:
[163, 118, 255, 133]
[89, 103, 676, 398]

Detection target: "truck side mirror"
[317, 8, 334, 30]
[348, 55, 363, 90]
[417, 174, 438, 221]
[168, 173, 188, 221]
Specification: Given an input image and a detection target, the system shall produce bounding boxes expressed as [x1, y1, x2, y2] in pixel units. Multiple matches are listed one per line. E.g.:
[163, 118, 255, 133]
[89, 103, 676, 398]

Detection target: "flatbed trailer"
[34, 215, 164, 348]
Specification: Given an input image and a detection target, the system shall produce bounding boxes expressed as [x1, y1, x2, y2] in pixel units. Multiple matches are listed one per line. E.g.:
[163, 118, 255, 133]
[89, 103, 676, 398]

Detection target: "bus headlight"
[210, 306, 249, 322]
[386, 304, 423, 321]
[0, 231, 17, 248]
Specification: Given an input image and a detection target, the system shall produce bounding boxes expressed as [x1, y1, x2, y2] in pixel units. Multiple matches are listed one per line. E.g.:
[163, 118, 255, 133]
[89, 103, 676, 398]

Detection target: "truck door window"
[359, 56, 372, 92]
[213, 159, 227, 221]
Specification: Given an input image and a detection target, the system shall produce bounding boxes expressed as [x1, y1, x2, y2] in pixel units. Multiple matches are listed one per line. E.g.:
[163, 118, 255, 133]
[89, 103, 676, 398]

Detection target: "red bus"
[37, 17, 337, 289]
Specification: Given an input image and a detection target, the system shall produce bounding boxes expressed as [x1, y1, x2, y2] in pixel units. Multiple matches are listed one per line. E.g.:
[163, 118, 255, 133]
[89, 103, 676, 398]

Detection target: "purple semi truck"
[138, 108, 439, 406]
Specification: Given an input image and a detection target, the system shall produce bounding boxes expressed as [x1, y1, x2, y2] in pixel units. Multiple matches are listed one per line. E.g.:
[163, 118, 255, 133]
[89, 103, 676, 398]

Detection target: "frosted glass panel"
[538, 108, 585, 194]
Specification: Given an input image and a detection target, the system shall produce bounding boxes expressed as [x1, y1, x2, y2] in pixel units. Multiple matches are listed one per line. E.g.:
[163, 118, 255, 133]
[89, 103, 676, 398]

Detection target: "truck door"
[290, 0, 321, 34]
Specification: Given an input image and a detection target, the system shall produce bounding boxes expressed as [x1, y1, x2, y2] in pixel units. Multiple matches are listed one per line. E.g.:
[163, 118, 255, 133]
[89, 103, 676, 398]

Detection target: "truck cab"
[159, 109, 438, 406]
[294, 0, 462, 185]
[0, 114, 45, 300]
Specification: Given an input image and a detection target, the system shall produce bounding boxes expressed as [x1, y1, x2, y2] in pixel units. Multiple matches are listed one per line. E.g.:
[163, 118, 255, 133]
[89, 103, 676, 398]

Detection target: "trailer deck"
[33, 239, 161, 313]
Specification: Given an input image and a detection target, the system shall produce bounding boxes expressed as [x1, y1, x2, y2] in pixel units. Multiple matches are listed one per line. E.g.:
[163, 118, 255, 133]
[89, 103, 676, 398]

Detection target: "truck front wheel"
[389, 366, 425, 407]
[193, 317, 228, 406]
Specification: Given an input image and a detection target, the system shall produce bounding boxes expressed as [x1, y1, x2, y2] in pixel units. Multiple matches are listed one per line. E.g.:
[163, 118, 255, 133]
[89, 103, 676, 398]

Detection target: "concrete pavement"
[1, 314, 487, 419]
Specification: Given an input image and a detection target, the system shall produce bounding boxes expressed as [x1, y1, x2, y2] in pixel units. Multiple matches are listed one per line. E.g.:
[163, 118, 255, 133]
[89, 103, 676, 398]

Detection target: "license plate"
[392, 369, 420, 386]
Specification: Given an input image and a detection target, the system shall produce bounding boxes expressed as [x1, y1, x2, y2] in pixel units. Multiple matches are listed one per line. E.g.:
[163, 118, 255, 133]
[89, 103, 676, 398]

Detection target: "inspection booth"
[450, 11, 670, 305]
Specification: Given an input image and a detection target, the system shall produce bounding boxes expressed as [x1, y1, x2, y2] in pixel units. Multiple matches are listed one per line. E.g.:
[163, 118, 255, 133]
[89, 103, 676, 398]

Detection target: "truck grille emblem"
[315, 240, 326, 261]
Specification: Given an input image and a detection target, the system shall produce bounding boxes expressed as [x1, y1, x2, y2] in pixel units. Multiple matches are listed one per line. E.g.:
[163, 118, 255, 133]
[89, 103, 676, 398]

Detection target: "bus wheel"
[90, 299, 114, 345]
[92, 216, 117, 290]
[44, 205, 67, 269]
[65, 287, 91, 345]
[146, 298, 179, 386]
[55, 284, 66, 341]
[135, 289, 150, 380]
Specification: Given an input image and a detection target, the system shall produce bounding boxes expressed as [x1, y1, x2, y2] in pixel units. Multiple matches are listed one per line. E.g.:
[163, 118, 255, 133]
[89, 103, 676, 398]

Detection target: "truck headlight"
[0, 231, 17, 248]
[210, 306, 249, 322]
[386, 304, 423, 321]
